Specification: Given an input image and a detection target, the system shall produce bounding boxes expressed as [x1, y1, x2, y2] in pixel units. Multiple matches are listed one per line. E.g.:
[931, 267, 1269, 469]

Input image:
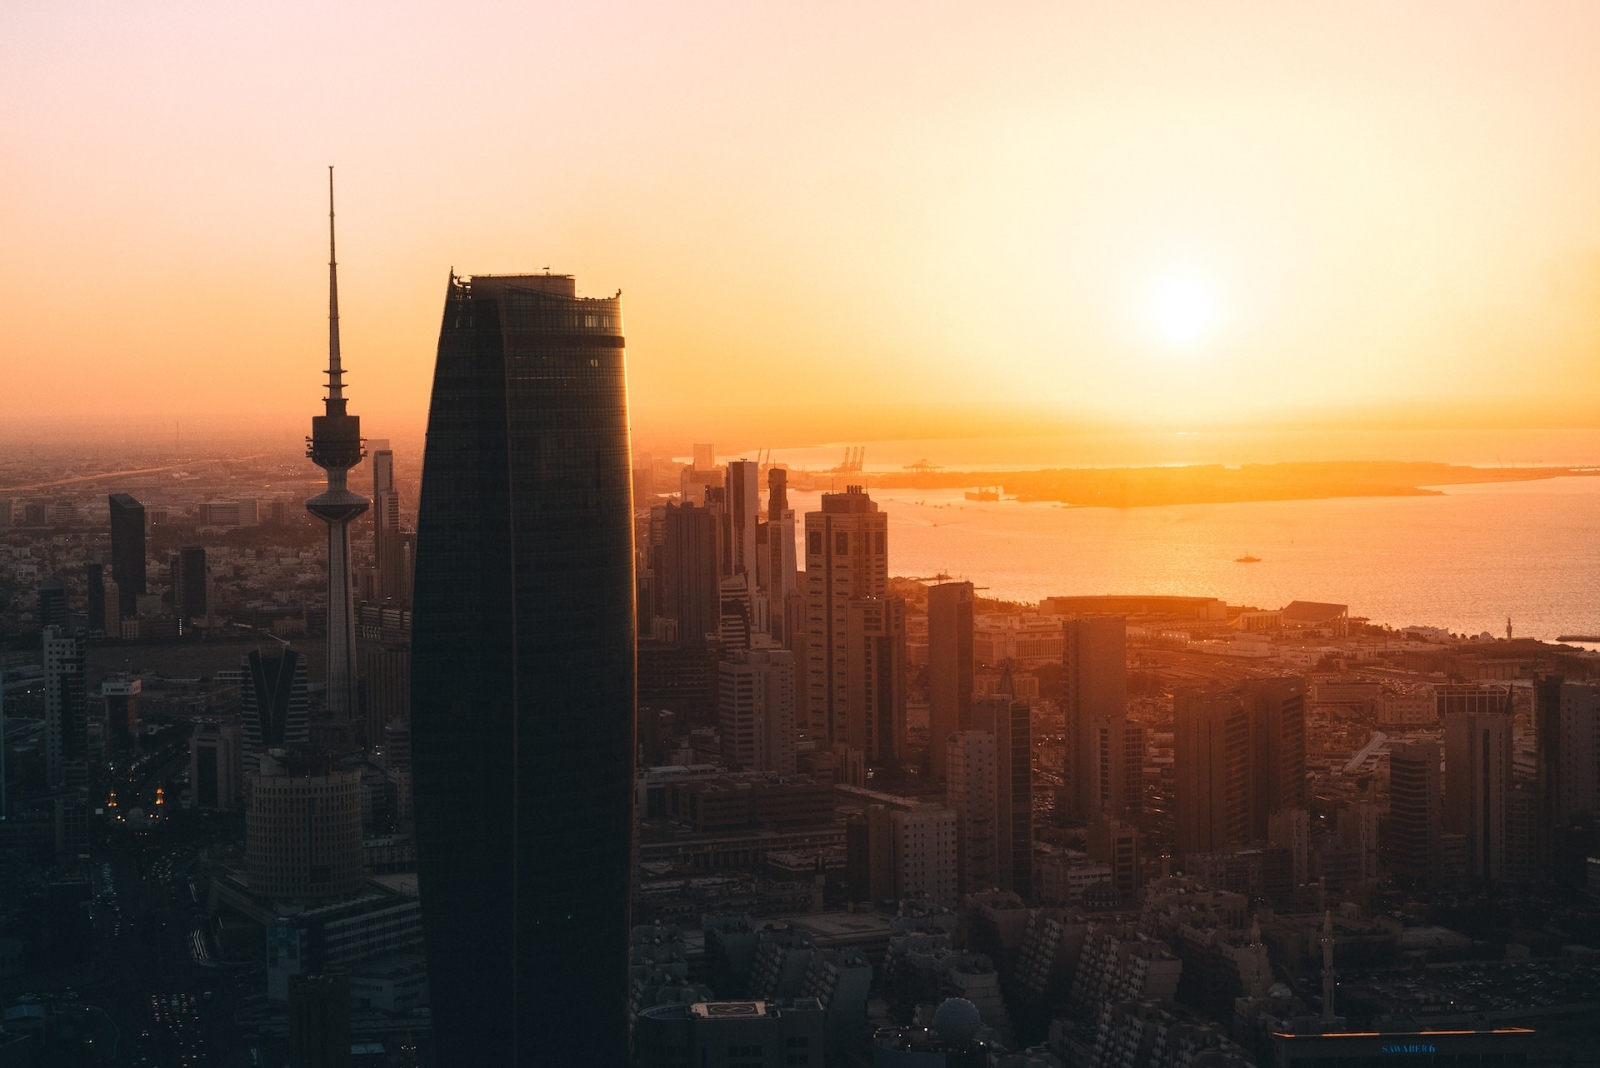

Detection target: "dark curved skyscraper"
[411, 272, 635, 1066]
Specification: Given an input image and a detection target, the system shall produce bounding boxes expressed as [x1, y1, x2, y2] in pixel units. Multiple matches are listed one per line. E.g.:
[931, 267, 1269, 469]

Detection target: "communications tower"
[305, 167, 369, 722]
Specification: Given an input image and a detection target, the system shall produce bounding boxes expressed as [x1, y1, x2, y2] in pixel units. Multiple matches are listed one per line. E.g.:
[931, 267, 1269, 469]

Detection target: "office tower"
[801, 486, 888, 744]
[240, 648, 311, 772]
[766, 467, 798, 643]
[1386, 741, 1444, 887]
[719, 648, 798, 773]
[972, 686, 1032, 898]
[1174, 690, 1250, 856]
[927, 581, 975, 781]
[171, 545, 208, 623]
[845, 804, 895, 901]
[1, 662, 6, 819]
[947, 730, 999, 892]
[304, 172, 370, 721]
[1444, 711, 1512, 883]
[248, 750, 364, 900]
[1243, 677, 1307, 833]
[680, 444, 721, 505]
[289, 972, 352, 1068]
[657, 501, 720, 643]
[101, 675, 140, 749]
[43, 626, 88, 791]
[843, 595, 908, 764]
[369, 439, 407, 604]
[1437, 684, 1510, 718]
[726, 459, 760, 581]
[108, 493, 146, 619]
[190, 720, 243, 810]
[1060, 616, 1128, 822]
[37, 580, 67, 632]
[411, 270, 634, 1065]
[85, 563, 106, 636]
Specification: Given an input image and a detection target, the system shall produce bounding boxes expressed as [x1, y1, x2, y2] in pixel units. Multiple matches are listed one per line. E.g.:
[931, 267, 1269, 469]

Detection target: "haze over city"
[6, 4, 1600, 1068]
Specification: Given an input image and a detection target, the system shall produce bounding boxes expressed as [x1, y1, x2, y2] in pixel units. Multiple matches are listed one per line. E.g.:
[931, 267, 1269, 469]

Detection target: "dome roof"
[932, 998, 982, 1045]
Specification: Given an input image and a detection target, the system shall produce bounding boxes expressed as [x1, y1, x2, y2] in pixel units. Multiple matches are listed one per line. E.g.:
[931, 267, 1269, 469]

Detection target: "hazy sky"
[5, 1, 1600, 449]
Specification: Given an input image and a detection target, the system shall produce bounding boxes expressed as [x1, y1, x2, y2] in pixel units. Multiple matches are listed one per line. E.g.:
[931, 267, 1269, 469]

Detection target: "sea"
[773, 429, 1600, 641]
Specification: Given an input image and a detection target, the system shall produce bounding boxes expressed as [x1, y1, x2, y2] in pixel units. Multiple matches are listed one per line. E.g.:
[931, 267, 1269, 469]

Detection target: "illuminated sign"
[1381, 1044, 1437, 1055]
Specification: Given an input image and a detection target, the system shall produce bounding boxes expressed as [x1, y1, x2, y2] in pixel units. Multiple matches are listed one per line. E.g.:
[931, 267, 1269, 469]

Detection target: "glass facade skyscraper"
[411, 272, 635, 1065]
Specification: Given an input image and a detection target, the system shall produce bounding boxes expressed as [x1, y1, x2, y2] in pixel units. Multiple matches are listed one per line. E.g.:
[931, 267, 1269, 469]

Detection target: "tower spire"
[327, 165, 345, 410]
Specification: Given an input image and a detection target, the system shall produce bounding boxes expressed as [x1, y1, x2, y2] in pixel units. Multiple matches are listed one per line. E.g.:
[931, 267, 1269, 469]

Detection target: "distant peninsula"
[826, 461, 1598, 509]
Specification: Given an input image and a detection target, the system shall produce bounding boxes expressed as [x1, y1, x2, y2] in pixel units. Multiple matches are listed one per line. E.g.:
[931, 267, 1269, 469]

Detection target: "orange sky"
[4, 1, 1600, 450]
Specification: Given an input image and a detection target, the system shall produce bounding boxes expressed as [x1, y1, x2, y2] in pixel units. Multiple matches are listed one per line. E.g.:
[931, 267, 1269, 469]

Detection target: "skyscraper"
[1174, 689, 1251, 857]
[719, 647, 798, 774]
[947, 729, 999, 892]
[240, 648, 311, 773]
[801, 486, 888, 744]
[171, 545, 208, 624]
[927, 581, 975, 781]
[1173, 678, 1307, 856]
[972, 687, 1032, 898]
[85, 562, 106, 637]
[411, 270, 635, 1065]
[725, 458, 760, 581]
[656, 501, 720, 643]
[304, 170, 370, 721]
[1060, 616, 1128, 822]
[843, 595, 908, 764]
[108, 492, 146, 619]
[1444, 710, 1512, 883]
[369, 439, 406, 604]
[766, 466, 799, 644]
[1386, 741, 1443, 887]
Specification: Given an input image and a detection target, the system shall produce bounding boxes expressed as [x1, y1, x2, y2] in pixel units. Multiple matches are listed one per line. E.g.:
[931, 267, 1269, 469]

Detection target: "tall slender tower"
[304, 168, 369, 722]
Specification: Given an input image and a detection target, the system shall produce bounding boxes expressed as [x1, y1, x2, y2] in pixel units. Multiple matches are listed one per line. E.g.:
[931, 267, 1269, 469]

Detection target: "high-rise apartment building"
[927, 581, 975, 781]
[240, 648, 310, 773]
[1444, 711, 1512, 883]
[1060, 617, 1128, 822]
[801, 487, 888, 744]
[657, 502, 720, 644]
[1386, 741, 1443, 887]
[108, 493, 146, 619]
[843, 596, 908, 765]
[719, 648, 798, 774]
[36, 580, 67, 632]
[1536, 677, 1598, 824]
[101, 675, 140, 749]
[304, 172, 370, 722]
[43, 626, 88, 791]
[411, 271, 635, 1065]
[890, 803, 958, 900]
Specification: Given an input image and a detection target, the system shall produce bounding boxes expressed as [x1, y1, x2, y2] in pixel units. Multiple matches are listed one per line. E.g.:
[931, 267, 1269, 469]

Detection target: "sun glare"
[1148, 275, 1217, 346]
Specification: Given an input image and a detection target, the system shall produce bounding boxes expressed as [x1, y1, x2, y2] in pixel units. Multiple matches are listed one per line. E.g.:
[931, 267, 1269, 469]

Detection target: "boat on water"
[1235, 553, 1261, 563]
[964, 487, 1000, 502]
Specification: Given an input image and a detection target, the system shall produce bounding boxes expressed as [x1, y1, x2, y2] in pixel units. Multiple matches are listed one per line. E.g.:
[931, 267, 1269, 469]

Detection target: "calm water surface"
[789, 477, 1600, 639]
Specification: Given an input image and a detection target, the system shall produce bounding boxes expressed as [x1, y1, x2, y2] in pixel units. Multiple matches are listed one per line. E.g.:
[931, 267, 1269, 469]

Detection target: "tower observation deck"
[305, 167, 370, 722]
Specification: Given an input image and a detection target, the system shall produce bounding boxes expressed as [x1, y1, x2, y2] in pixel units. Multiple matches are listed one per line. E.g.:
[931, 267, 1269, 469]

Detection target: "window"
[808, 531, 822, 556]
[835, 532, 848, 555]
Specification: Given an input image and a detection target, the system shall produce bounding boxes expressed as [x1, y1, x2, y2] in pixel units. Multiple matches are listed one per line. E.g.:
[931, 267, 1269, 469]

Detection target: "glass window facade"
[411, 273, 636, 1065]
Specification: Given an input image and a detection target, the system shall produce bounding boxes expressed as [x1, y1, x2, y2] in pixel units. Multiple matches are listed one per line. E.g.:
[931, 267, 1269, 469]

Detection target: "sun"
[1147, 274, 1217, 346]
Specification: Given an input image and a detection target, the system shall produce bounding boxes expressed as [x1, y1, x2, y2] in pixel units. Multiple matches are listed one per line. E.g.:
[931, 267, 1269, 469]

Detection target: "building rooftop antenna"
[326, 165, 346, 410]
